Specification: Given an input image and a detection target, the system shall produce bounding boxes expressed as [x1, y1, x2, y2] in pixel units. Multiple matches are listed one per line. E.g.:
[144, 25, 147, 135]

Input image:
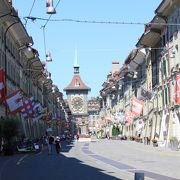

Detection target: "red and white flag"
[5, 89, 24, 115]
[125, 109, 135, 124]
[0, 69, 6, 103]
[21, 97, 35, 118]
[174, 74, 180, 105]
[131, 97, 144, 116]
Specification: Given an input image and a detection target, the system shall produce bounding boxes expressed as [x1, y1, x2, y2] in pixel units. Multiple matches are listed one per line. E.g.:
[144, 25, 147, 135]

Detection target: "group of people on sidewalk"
[47, 135, 61, 155]
[143, 137, 151, 145]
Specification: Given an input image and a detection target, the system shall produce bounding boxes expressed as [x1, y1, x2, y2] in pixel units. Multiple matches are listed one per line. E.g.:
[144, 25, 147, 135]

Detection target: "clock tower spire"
[64, 50, 91, 137]
[74, 48, 79, 74]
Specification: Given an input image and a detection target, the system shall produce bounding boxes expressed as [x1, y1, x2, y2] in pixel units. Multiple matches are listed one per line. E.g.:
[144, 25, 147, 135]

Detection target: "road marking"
[16, 154, 29, 166]
[34, 151, 42, 156]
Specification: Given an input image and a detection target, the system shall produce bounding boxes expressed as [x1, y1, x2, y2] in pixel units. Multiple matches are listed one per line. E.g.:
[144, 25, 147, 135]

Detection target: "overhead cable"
[42, 25, 47, 59]
[24, 0, 36, 27]
[40, 0, 61, 60]
[25, 16, 180, 26]
[43, 0, 61, 28]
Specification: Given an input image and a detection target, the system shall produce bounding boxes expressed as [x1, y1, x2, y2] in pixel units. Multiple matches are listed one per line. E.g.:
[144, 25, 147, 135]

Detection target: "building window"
[162, 57, 167, 78]
[75, 79, 80, 87]
[165, 88, 168, 105]
[162, 35, 166, 47]
[162, 90, 164, 107]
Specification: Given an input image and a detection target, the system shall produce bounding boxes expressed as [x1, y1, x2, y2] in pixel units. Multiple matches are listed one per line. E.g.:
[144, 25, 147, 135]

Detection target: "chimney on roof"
[112, 61, 119, 74]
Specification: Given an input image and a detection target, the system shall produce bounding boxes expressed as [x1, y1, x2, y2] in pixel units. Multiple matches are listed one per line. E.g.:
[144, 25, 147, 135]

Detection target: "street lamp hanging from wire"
[46, 0, 56, 14]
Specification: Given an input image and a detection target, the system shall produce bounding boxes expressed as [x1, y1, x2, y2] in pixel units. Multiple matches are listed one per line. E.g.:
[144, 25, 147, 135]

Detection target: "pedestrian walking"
[106, 132, 110, 140]
[48, 135, 54, 155]
[147, 137, 151, 145]
[55, 136, 61, 154]
[74, 134, 77, 141]
[40, 136, 46, 150]
[76, 134, 79, 141]
[144, 137, 147, 145]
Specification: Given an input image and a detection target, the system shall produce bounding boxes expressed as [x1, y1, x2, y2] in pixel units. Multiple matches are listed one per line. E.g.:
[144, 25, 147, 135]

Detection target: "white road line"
[34, 151, 42, 156]
[16, 154, 29, 166]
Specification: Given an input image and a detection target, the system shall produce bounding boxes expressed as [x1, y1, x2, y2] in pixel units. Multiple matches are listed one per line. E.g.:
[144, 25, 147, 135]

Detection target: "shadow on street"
[1, 141, 122, 180]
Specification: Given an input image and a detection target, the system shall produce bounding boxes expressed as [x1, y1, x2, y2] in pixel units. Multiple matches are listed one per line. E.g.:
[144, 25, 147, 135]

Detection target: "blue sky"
[13, 0, 162, 98]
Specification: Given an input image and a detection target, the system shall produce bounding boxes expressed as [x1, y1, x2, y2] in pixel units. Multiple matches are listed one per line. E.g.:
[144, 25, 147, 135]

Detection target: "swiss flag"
[131, 97, 144, 116]
[5, 89, 24, 115]
[0, 69, 6, 103]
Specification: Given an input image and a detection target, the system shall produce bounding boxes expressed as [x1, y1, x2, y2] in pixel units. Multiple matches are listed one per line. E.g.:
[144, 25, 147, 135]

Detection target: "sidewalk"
[91, 139, 180, 156]
[121, 140, 180, 156]
[86, 139, 180, 180]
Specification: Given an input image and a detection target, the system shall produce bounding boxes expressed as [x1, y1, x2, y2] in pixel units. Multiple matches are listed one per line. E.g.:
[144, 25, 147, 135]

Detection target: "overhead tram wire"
[24, 0, 36, 27]
[24, 17, 180, 27]
[42, 25, 47, 60]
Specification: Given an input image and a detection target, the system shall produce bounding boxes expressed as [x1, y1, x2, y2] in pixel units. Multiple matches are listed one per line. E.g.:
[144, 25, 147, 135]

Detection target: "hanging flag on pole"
[125, 109, 135, 124]
[137, 85, 154, 100]
[5, 89, 24, 115]
[131, 97, 144, 116]
[52, 112, 57, 120]
[21, 96, 35, 118]
[0, 69, 6, 103]
[115, 112, 124, 123]
[21, 108, 28, 118]
[33, 103, 43, 120]
[174, 74, 180, 105]
[136, 119, 144, 132]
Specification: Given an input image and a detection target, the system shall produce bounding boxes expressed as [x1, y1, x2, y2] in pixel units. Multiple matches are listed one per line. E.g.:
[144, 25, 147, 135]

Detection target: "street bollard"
[134, 172, 144, 180]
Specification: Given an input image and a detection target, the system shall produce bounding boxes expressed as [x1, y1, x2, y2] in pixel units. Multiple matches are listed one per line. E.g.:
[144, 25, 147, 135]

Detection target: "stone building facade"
[99, 0, 180, 148]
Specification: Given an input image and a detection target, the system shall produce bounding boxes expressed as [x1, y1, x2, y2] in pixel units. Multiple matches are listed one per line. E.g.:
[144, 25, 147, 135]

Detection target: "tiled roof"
[64, 74, 91, 91]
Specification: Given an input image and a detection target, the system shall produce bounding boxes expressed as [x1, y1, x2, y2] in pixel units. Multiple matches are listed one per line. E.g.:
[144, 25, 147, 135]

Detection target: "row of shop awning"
[100, 3, 171, 98]
[136, 16, 166, 48]
[124, 48, 146, 72]
[4, 10, 33, 47]
[123, 15, 167, 75]
[0, 2, 47, 87]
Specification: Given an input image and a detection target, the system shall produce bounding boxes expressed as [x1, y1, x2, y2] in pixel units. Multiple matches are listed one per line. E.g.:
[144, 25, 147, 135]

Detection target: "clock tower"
[64, 50, 91, 136]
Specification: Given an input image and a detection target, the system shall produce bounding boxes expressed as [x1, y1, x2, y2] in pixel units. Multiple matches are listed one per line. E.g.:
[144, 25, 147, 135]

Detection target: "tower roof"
[64, 74, 91, 91]
[64, 48, 91, 91]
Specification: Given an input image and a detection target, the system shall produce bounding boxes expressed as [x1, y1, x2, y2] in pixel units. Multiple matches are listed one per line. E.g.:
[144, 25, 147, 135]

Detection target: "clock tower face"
[70, 95, 85, 114]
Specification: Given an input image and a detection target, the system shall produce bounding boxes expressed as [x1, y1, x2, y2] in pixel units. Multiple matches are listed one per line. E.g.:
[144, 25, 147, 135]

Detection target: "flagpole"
[21, 114, 28, 138]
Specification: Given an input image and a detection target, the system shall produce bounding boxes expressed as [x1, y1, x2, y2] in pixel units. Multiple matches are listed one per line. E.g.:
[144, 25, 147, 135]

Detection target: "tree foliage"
[112, 125, 120, 136]
[0, 116, 20, 155]
[1, 116, 20, 142]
